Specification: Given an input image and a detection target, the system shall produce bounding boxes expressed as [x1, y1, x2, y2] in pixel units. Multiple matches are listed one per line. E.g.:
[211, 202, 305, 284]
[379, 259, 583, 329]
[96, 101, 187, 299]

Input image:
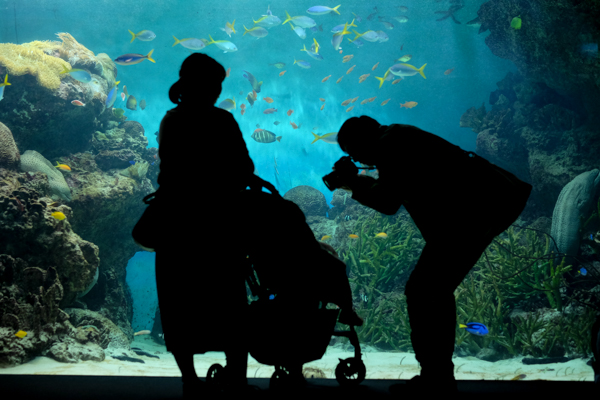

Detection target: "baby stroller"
[206, 177, 365, 390]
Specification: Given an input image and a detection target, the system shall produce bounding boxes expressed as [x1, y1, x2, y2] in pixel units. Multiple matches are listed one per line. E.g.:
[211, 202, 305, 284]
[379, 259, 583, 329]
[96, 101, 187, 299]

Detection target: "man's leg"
[404, 236, 494, 381]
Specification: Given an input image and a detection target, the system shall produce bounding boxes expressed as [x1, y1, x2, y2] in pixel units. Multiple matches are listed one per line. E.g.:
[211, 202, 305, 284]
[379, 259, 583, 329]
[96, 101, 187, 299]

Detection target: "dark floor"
[0, 375, 598, 399]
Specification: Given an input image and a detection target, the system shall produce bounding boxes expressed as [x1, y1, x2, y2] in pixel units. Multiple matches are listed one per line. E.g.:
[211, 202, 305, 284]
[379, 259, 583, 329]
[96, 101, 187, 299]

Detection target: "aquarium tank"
[0, 0, 599, 384]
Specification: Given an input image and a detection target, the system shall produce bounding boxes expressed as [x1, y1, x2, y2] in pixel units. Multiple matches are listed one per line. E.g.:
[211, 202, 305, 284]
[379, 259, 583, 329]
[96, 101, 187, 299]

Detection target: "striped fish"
[251, 129, 282, 143]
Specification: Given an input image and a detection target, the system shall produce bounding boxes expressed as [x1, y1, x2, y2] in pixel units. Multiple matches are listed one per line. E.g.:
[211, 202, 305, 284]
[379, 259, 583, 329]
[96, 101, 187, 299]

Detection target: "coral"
[460, 102, 487, 133]
[56, 33, 101, 75]
[96, 53, 117, 85]
[0, 121, 20, 169]
[0, 42, 71, 90]
[19, 150, 72, 202]
[283, 185, 330, 218]
[120, 161, 150, 181]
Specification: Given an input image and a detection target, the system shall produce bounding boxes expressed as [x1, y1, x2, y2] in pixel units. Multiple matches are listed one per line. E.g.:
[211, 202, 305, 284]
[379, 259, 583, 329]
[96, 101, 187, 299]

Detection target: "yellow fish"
[341, 98, 353, 106]
[55, 161, 71, 171]
[375, 232, 387, 238]
[346, 105, 354, 112]
[351, 96, 359, 103]
[336, 76, 343, 83]
[372, 62, 379, 70]
[358, 74, 370, 83]
[321, 235, 332, 241]
[381, 99, 390, 106]
[15, 330, 27, 338]
[348, 234, 359, 239]
[51, 211, 66, 220]
[346, 65, 356, 74]
[342, 54, 354, 63]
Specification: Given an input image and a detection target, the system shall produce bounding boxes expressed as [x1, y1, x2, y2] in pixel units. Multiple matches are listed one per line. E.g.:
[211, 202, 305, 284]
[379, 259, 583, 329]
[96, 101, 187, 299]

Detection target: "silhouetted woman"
[155, 53, 255, 396]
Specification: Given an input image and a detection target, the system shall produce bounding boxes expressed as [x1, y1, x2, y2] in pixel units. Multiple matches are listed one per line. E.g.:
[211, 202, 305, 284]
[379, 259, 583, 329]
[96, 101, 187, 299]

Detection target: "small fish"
[242, 70, 263, 93]
[126, 95, 138, 110]
[372, 62, 380, 70]
[336, 76, 343, 83]
[351, 96, 359, 103]
[0, 74, 11, 101]
[511, 374, 527, 381]
[394, 16, 408, 23]
[287, 109, 293, 116]
[129, 160, 136, 165]
[220, 20, 236, 37]
[289, 22, 306, 39]
[263, 108, 277, 114]
[341, 98, 352, 106]
[226, 68, 231, 77]
[140, 99, 146, 110]
[269, 62, 286, 68]
[60, 67, 92, 83]
[579, 268, 588, 276]
[293, 58, 311, 69]
[368, 96, 377, 103]
[510, 15, 522, 30]
[51, 211, 66, 220]
[263, 97, 274, 103]
[346, 65, 356, 74]
[319, 98, 325, 102]
[360, 98, 369, 105]
[444, 68, 455, 75]
[243, 24, 269, 38]
[282, 11, 317, 28]
[321, 235, 332, 241]
[241, 108, 245, 116]
[120, 92, 126, 101]
[279, 70, 287, 77]
[392, 79, 402, 85]
[240, 103, 246, 109]
[114, 50, 155, 65]
[396, 55, 412, 62]
[375, 232, 387, 238]
[345, 105, 354, 112]
[459, 322, 488, 336]
[381, 99, 390, 106]
[15, 330, 27, 338]
[358, 73, 370, 83]
[273, 121, 280, 125]
[55, 161, 71, 171]
[400, 101, 418, 108]
[343, 54, 354, 63]
[172, 36, 207, 50]
[307, 5, 341, 15]
[381, 21, 394, 30]
[251, 129, 282, 143]
[218, 97, 236, 111]
[348, 234, 359, 239]
[206, 35, 237, 53]
[128, 29, 156, 42]
[290, 121, 298, 129]
[311, 132, 338, 144]
[134, 330, 151, 336]
[322, 75, 332, 82]
[320, 104, 324, 110]
[71, 100, 85, 106]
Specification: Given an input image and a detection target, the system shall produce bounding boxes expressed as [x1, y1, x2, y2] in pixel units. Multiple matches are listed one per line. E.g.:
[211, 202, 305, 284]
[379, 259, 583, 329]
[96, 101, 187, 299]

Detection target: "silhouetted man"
[328, 116, 532, 393]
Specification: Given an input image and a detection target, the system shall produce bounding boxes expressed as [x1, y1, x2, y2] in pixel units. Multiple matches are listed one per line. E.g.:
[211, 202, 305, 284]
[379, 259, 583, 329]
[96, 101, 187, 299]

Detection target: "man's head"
[169, 53, 226, 106]
[338, 115, 383, 165]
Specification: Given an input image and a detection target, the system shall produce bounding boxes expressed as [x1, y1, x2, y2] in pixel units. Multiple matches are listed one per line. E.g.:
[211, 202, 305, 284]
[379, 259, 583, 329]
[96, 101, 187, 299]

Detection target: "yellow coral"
[0, 42, 70, 90]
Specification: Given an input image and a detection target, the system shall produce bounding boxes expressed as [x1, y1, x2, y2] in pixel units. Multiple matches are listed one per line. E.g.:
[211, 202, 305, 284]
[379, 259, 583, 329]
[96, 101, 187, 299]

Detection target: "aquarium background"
[0, 0, 599, 383]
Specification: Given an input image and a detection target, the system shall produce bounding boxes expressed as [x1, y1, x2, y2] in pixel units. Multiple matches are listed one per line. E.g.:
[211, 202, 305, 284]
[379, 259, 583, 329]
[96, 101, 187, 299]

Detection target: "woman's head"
[338, 115, 384, 164]
[168, 53, 226, 106]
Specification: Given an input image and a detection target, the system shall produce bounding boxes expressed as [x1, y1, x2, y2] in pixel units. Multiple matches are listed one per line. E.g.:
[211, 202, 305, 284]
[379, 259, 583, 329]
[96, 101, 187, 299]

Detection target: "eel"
[550, 169, 600, 261]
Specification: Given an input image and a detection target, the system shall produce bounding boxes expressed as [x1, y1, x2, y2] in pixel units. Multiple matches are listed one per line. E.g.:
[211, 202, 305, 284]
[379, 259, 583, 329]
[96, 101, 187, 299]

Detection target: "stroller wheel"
[335, 357, 366, 386]
[206, 363, 225, 386]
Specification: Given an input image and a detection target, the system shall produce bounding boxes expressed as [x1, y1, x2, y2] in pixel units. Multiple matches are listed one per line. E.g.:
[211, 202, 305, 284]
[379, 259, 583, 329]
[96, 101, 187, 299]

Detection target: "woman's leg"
[173, 352, 198, 383]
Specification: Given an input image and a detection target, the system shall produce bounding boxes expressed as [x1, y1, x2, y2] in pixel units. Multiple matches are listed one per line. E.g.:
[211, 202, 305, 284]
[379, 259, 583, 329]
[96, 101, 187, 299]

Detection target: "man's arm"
[344, 175, 403, 215]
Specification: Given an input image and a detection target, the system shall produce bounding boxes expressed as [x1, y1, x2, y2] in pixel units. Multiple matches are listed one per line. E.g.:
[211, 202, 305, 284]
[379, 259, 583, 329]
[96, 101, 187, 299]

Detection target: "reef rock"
[0, 34, 124, 160]
[64, 308, 130, 350]
[283, 185, 329, 218]
[0, 122, 19, 169]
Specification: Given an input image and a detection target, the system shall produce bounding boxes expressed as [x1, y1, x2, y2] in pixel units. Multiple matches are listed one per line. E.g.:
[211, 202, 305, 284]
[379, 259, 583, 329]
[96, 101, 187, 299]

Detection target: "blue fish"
[459, 322, 488, 336]
[114, 50, 155, 66]
[590, 234, 594, 240]
[307, 5, 341, 15]
[129, 160, 136, 165]
[60, 67, 92, 83]
[579, 268, 587, 276]
[105, 81, 121, 108]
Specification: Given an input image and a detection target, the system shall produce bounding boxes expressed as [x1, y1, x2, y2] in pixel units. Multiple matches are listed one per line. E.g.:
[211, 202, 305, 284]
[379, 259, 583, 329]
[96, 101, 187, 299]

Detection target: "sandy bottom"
[0, 335, 595, 382]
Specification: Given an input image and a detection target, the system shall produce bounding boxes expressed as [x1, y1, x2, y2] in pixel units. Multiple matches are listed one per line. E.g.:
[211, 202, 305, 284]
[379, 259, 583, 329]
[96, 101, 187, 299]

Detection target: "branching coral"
[0, 42, 71, 90]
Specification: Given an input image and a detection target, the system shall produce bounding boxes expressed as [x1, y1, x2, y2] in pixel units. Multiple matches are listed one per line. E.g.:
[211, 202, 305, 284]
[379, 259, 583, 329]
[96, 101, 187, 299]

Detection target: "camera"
[322, 156, 363, 191]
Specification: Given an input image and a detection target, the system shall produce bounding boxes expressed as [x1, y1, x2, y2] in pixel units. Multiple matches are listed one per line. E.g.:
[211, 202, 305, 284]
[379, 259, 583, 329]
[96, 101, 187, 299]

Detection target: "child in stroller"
[207, 177, 366, 389]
